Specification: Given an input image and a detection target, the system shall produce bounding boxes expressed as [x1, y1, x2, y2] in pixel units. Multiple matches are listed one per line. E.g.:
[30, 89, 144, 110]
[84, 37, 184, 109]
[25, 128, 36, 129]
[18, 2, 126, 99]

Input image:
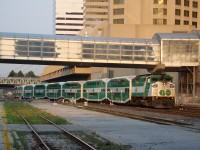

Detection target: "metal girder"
[0, 78, 41, 85]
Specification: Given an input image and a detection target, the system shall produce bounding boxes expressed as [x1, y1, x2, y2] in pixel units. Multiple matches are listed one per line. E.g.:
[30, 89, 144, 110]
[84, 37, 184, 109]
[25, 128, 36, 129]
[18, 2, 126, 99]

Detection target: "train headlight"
[152, 84, 158, 88]
[170, 84, 175, 88]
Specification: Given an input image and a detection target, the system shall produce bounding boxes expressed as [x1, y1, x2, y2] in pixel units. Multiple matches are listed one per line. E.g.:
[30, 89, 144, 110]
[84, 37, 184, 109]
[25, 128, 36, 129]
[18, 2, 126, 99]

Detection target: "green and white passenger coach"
[34, 84, 46, 99]
[83, 79, 108, 102]
[46, 82, 64, 100]
[13, 86, 24, 99]
[62, 81, 84, 101]
[23, 85, 34, 99]
[107, 76, 136, 103]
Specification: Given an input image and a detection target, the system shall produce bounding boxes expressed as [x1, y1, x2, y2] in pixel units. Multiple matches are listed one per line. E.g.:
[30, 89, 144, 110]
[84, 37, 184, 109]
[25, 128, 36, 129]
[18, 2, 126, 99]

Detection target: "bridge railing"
[0, 77, 41, 85]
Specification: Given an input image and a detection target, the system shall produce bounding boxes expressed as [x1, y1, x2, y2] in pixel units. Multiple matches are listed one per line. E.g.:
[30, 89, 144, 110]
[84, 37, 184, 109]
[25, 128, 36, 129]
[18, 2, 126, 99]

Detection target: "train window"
[101, 89, 105, 92]
[125, 88, 129, 93]
[83, 90, 86, 92]
[151, 78, 158, 82]
[89, 93, 97, 96]
[77, 90, 81, 92]
[68, 93, 74, 96]
[165, 78, 172, 82]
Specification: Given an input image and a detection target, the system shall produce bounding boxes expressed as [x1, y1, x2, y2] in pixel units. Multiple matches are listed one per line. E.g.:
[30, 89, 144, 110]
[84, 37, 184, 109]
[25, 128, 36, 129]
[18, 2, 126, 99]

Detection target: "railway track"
[84, 105, 191, 126]
[71, 103, 200, 131]
[14, 106, 96, 150]
[120, 105, 200, 118]
[15, 109, 51, 150]
[89, 103, 200, 118]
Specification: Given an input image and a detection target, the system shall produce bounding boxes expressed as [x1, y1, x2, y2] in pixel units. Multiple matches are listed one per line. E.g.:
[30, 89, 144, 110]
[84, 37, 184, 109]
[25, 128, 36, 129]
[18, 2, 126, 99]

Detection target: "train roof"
[47, 82, 65, 85]
[65, 81, 86, 84]
[84, 78, 109, 83]
[108, 76, 136, 81]
[135, 74, 173, 79]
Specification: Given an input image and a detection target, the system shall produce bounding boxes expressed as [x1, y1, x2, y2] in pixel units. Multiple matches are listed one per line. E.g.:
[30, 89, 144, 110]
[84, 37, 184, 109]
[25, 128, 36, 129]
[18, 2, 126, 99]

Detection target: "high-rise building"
[55, 0, 84, 35]
[80, 0, 200, 79]
[82, 0, 199, 38]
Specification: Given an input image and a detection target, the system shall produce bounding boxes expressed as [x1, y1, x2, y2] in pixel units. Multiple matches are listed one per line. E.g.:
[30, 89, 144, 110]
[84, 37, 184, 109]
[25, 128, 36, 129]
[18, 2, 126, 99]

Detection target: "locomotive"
[13, 74, 175, 108]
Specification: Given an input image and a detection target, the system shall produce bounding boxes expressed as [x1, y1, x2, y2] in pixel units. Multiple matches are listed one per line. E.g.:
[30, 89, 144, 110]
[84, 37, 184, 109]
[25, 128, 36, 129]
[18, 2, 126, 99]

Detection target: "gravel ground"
[26, 133, 82, 150]
[30, 101, 200, 150]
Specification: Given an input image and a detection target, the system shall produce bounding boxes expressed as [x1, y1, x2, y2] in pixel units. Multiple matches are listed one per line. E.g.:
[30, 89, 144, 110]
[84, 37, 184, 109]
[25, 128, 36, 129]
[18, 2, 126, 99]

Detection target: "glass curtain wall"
[162, 40, 199, 64]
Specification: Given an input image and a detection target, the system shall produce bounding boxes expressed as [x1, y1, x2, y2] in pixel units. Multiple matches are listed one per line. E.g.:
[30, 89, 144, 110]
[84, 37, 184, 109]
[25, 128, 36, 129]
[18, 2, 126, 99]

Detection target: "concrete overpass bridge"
[0, 31, 200, 97]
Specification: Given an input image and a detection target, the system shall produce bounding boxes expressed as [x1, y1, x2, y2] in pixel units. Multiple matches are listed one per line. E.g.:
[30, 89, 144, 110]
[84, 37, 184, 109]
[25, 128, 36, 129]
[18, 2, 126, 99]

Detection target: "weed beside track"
[3, 101, 68, 124]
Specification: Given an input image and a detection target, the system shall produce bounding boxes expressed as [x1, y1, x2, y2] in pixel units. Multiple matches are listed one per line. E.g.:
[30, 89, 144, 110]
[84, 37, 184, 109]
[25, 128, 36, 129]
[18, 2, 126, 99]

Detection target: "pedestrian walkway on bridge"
[0, 31, 199, 70]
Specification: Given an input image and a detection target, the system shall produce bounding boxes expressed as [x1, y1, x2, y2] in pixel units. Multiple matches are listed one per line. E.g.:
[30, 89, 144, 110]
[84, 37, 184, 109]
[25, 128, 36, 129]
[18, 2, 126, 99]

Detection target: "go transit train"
[13, 74, 175, 108]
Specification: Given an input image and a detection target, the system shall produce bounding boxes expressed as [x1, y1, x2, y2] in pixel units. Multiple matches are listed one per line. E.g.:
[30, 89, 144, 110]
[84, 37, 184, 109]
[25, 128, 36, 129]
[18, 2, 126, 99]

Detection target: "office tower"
[82, 0, 199, 38]
[55, 0, 84, 35]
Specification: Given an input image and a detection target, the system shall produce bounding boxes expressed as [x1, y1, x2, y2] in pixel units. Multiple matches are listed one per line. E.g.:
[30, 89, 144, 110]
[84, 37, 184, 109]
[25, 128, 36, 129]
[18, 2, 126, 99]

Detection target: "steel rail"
[15, 109, 50, 150]
[89, 103, 200, 118]
[84, 105, 193, 126]
[26, 106, 96, 150]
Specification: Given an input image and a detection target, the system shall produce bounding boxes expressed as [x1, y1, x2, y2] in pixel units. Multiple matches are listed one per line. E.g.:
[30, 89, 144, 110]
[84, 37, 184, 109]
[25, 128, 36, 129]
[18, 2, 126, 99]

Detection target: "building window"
[113, 0, 124, 4]
[113, 8, 124, 15]
[113, 19, 124, 24]
[192, 22, 197, 28]
[184, 10, 189, 17]
[175, 19, 181, 25]
[184, 20, 189, 25]
[175, 0, 181, 5]
[85, 0, 108, 2]
[154, 0, 167, 4]
[153, 8, 167, 15]
[192, 12, 198, 18]
[163, 19, 167, 24]
[184, 0, 189, 6]
[175, 9, 181, 16]
[163, 9, 167, 15]
[153, 19, 167, 25]
[192, 1, 198, 8]
[86, 12, 108, 15]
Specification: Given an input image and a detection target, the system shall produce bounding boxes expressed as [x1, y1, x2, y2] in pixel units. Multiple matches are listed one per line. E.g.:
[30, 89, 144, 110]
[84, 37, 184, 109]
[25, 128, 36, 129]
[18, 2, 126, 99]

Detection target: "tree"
[25, 71, 36, 77]
[17, 70, 24, 77]
[8, 70, 17, 77]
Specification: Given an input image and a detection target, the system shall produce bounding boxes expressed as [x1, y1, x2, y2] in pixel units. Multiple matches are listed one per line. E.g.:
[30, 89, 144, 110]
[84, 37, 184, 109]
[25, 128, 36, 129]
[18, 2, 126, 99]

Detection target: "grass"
[11, 132, 20, 150]
[3, 101, 68, 124]
[11, 131, 29, 150]
[17, 132, 29, 150]
[74, 131, 132, 150]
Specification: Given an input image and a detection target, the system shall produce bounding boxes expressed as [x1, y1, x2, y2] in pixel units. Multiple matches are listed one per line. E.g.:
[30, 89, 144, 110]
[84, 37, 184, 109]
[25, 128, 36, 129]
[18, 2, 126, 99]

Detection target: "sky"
[0, 0, 54, 77]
